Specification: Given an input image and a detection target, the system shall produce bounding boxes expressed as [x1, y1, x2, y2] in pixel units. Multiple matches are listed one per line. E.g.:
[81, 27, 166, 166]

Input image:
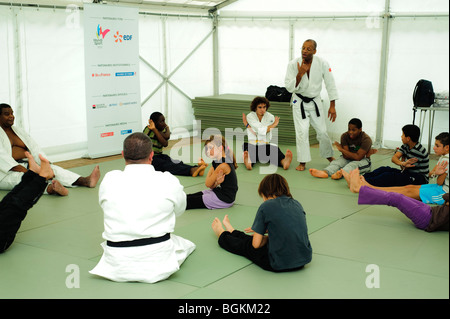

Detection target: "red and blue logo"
[96, 25, 110, 39]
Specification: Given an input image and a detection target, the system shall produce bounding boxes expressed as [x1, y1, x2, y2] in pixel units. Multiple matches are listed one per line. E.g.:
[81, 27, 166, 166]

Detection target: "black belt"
[296, 93, 320, 119]
[107, 233, 170, 248]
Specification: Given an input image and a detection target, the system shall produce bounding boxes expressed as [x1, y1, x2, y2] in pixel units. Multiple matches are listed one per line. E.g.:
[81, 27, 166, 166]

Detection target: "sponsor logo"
[97, 24, 110, 39]
[114, 31, 133, 43]
[101, 132, 114, 138]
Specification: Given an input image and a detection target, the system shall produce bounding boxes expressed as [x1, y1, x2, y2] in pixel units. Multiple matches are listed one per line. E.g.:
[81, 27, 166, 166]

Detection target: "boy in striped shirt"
[361, 125, 429, 187]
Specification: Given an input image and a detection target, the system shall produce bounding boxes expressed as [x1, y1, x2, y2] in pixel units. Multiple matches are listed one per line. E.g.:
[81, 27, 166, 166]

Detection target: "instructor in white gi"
[90, 132, 195, 283]
[285, 39, 339, 171]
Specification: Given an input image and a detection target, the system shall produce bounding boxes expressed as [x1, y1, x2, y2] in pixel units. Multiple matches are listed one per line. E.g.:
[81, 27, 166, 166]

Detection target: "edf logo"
[114, 31, 133, 43]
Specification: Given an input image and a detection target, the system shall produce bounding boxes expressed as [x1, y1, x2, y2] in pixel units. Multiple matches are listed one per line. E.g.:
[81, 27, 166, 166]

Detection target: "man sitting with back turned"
[89, 132, 195, 283]
[0, 103, 100, 195]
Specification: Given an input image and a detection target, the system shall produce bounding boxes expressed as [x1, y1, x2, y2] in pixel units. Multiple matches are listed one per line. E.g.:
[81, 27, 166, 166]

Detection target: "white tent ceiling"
[4, 0, 239, 13]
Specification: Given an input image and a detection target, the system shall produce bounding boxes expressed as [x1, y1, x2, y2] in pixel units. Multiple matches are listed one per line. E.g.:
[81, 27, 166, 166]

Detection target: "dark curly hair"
[250, 97, 270, 112]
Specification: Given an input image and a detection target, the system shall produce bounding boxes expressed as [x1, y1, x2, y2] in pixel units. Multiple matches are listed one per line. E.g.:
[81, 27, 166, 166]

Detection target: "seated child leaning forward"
[310, 118, 373, 180]
[348, 169, 448, 232]
[343, 132, 449, 206]
[143, 112, 207, 177]
[212, 174, 312, 272]
[242, 96, 293, 170]
[186, 135, 238, 210]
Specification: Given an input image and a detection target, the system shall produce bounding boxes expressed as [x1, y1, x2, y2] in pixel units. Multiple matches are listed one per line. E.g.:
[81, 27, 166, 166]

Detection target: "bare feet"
[281, 150, 293, 170]
[331, 170, 343, 180]
[197, 158, 208, 176]
[73, 165, 101, 188]
[212, 218, 225, 238]
[366, 148, 378, 158]
[192, 164, 207, 177]
[47, 180, 69, 196]
[309, 168, 329, 178]
[349, 169, 362, 193]
[341, 169, 351, 188]
[222, 215, 235, 233]
[296, 163, 306, 171]
[243, 151, 252, 170]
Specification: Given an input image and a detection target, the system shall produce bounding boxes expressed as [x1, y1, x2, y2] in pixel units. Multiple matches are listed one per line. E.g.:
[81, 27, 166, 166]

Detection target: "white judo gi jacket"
[284, 55, 339, 163]
[246, 111, 275, 145]
[0, 125, 80, 190]
[89, 164, 196, 283]
[285, 55, 339, 103]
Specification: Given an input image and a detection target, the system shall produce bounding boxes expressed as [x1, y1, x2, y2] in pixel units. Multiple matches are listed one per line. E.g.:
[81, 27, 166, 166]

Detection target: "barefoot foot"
[73, 165, 101, 188]
[296, 163, 306, 171]
[331, 170, 343, 180]
[309, 168, 329, 178]
[243, 151, 252, 170]
[222, 214, 235, 233]
[341, 169, 351, 188]
[282, 150, 293, 170]
[212, 218, 224, 238]
[47, 180, 69, 196]
[192, 164, 207, 177]
[349, 169, 362, 193]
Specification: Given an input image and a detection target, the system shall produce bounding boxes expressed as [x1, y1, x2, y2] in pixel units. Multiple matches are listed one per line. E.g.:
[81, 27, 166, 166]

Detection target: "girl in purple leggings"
[349, 170, 448, 232]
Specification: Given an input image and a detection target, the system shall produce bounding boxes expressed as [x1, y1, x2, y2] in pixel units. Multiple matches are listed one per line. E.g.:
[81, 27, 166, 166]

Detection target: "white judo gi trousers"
[292, 94, 334, 163]
[0, 163, 80, 191]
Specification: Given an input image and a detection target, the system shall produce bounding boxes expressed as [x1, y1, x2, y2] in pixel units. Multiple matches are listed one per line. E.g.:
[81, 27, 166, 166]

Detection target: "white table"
[413, 105, 449, 153]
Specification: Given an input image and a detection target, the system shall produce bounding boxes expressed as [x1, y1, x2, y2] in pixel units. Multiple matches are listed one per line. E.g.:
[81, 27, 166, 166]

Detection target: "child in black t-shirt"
[211, 174, 312, 272]
[186, 135, 238, 210]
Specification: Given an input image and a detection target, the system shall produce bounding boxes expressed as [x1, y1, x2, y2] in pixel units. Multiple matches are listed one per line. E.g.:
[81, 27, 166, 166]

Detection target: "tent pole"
[211, 10, 219, 96]
[374, 0, 392, 148]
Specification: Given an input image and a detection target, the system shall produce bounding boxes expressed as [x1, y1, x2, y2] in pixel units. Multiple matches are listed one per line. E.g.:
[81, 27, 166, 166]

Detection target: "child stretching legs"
[348, 169, 448, 232]
[343, 133, 449, 205]
[211, 174, 312, 271]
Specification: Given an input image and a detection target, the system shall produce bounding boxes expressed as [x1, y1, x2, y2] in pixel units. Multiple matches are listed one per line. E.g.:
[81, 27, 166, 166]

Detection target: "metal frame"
[2, 0, 448, 143]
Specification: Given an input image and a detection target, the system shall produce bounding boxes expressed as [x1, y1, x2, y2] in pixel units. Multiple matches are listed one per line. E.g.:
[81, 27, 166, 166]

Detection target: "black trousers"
[218, 230, 274, 271]
[186, 191, 207, 210]
[242, 143, 285, 167]
[363, 166, 428, 187]
[218, 230, 305, 272]
[0, 171, 47, 253]
[152, 154, 195, 176]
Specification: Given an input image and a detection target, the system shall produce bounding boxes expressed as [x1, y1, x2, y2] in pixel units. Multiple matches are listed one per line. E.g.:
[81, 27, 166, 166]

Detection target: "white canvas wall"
[0, 0, 448, 161]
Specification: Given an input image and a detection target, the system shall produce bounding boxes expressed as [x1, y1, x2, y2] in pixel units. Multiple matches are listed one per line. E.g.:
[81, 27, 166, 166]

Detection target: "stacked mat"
[192, 94, 318, 145]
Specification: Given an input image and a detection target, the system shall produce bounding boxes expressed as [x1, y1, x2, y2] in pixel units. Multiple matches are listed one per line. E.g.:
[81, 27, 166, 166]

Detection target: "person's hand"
[435, 161, 448, 176]
[298, 60, 311, 75]
[403, 158, 418, 168]
[148, 119, 156, 131]
[215, 169, 225, 185]
[26, 152, 54, 180]
[328, 104, 337, 122]
[333, 141, 343, 152]
[242, 113, 248, 127]
[244, 227, 254, 234]
[270, 116, 280, 129]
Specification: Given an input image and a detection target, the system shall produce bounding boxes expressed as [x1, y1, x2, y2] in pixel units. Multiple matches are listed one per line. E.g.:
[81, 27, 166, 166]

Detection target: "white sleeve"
[322, 60, 339, 101]
[284, 59, 299, 93]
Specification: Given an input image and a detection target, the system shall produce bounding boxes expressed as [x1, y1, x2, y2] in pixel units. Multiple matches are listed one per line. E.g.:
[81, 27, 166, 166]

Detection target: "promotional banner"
[84, 3, 141, 158]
